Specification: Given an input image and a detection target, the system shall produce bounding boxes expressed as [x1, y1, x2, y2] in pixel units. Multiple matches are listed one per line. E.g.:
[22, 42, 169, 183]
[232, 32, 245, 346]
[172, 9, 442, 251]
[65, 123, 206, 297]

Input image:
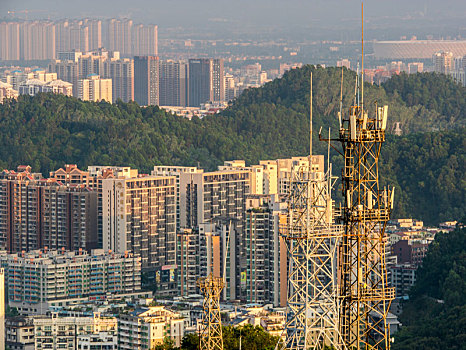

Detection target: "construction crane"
[7, 9, 48, 20]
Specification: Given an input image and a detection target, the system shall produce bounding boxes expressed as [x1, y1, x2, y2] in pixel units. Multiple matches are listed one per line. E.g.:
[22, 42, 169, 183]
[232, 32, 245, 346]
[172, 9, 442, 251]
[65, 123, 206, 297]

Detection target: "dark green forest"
[393, 227, 466, 350]
[0, 66, 464, 224]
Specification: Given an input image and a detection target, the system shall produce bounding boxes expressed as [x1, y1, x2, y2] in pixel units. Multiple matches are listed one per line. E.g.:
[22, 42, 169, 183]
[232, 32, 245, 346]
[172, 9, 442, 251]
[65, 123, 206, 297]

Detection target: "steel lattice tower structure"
[197, 273, 224, 350]
[331, 102, 395, 349]
[281, 159, 345, 350]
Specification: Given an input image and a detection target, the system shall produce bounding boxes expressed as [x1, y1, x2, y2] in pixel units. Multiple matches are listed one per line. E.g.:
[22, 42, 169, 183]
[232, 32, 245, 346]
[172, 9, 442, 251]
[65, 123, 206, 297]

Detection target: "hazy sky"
[2, 0, 466, 38]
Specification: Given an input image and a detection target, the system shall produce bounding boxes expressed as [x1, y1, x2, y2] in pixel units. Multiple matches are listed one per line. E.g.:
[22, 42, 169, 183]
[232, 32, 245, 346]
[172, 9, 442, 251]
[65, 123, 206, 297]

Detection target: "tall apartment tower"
[0, 269, 4, 350]
[0, 22, 20, 60]
[83, 19, 102, 51]
[433, 51, 454, 74]
[134, 56, 159, 106]
[105, 19, 133, 56]
[48, 59, 80, 95]
[179, 169, 250, 229]
[101, 176, 177, 294]
[188, 58, 224, 107]
[132, 24, 158, 56]
[159, 60, 188, 106]
[19, 21, 56, 60]
[104, 58, 134, 102]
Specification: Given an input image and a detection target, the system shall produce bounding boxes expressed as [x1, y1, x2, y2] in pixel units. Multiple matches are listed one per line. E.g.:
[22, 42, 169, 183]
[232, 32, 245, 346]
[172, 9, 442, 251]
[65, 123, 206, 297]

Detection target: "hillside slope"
[0, 66, 463, 224]
[393, 227, 466, 350]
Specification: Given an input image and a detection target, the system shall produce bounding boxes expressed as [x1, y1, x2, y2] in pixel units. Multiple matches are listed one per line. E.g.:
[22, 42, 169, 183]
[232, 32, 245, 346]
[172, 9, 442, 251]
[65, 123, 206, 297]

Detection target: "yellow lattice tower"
[197, 273, 224, 350]
[333, 103, 395, 349]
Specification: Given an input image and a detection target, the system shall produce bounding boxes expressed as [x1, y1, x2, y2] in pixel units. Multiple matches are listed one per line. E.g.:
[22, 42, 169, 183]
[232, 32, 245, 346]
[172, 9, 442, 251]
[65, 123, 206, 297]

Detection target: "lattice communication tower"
[281, 159, 345, 350]
[198, 273, 225, 350]
[329, 101, 395, 349]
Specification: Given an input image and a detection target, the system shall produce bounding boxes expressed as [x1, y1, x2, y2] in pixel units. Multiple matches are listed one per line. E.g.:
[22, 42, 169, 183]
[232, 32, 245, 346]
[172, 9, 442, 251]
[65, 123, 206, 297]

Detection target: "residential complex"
[0, 19, 157, 61]
[0, 249, 141, 315]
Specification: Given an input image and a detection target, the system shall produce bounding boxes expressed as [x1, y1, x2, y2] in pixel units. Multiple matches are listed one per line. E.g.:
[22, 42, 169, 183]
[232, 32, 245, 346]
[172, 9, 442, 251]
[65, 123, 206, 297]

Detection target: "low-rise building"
[388, 263, 417, 297]
[77, 332, 117, 350]
[118, 306, 186, 349]
[34, 313, 117, 350]
[5, 316, 35, 350]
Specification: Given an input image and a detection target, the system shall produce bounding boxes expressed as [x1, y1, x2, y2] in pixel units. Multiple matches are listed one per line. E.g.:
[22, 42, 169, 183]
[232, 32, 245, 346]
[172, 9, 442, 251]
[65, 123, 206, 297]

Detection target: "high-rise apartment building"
[101, 176, 176, 293]
[1, 249, 141, 315]
[0, 166, 98, 253]
[0, 22, 20, 60]
[188, 58, 224, 107]
[104, 58, 134, 102]
[1, 19, 156, 61]
[48, 59, 80, 95]
[159, 60, 188, 106]
[433, 51, 454, 74]
[132, 24, 158, 56]
[134, 56, 159, 106]
[19, 21, 56, 60]
[0, 268, 4, 350]
[179, 168, 250, 228]
[78, 74, 112, 102]
[244, 195, 288, 306]
[105, 19, 133, 56]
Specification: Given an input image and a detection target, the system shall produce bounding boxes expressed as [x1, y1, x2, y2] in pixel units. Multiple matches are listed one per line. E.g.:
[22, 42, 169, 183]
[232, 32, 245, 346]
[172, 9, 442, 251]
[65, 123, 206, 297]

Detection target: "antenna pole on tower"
[310, 71, 313, 159]
[361, 2, 364, 112]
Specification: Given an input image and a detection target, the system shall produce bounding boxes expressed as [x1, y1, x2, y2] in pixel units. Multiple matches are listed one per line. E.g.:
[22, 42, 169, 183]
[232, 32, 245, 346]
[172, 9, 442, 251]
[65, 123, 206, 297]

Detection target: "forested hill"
[0, 66, 464, 224]
[393, 226, 466, 350]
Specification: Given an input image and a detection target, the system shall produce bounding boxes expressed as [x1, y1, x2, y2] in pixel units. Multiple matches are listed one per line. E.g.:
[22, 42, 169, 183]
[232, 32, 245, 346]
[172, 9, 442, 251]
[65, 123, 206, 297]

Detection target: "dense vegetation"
[393, 227, 466, 350]
[383, 72, 466, 127]
[156, 325, 280, 350]
[0, 66, 464, 224]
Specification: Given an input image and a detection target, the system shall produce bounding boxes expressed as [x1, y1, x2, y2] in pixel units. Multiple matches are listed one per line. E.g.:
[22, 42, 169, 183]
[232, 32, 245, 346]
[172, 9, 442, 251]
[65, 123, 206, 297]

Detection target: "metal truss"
[198, 273, 225, 350]
[333, 105, 395, 349]
[281, 164, 345, 350]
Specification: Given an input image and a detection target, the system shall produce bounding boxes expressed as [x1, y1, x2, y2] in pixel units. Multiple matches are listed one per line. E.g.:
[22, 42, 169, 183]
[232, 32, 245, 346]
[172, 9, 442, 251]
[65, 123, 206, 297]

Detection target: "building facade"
[188, 58, 224, 107]
[134, 55, 159, 106]
[101, 176, 177, 293]
[159, 60, 188, 107]
[1, 249, 141, 315]
[118, 306, 185, 349]
[77, 74, 112, 102]
[34, 313, 117, 350]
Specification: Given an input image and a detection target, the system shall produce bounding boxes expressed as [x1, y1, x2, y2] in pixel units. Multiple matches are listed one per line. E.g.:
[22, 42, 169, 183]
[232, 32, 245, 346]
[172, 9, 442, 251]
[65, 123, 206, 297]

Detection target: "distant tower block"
[281, 162, 345, 350]
[198, 273, 224, 350]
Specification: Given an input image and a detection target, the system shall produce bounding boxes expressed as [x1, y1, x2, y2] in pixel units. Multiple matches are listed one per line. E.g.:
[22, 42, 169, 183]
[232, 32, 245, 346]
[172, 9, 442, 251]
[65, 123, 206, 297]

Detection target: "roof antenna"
[309, 71, 313, 163]
[339, 67, 343, 128]
[361, 2, 364, 113]
[355, 63, 359, 106]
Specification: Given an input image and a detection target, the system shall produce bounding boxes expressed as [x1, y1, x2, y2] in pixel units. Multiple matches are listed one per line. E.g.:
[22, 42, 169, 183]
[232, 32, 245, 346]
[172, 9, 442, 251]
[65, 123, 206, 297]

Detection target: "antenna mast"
[310, 71, 313, 159]
[361, 2, 364, 112]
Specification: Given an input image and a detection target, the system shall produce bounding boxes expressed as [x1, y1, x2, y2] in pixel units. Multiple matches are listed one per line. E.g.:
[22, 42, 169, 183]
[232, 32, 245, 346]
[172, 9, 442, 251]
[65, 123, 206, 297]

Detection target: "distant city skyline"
[1, 0, 466, 41]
